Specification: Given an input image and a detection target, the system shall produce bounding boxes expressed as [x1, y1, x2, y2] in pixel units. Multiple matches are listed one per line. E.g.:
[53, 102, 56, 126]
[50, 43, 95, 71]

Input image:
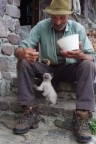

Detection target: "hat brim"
[44, 8, 73, 15]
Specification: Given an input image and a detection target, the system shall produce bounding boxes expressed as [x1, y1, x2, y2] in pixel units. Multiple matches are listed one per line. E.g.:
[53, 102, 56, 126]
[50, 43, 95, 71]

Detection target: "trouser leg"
[14, 60, 54, 134]
[17, 59, 52, 106]
[54, 60, 96, 111]
[75, 60, 96, 111]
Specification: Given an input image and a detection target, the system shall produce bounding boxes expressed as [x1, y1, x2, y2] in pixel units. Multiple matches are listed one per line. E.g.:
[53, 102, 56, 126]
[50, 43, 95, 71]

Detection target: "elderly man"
[13, 0, 96, 143]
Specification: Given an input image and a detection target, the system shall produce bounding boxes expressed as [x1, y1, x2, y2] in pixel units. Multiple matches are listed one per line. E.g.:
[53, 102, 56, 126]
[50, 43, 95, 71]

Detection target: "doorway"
[19, 0, 39, 27]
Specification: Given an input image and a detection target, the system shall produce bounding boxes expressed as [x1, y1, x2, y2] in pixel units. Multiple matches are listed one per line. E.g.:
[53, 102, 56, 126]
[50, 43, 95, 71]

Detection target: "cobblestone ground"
[0, 111, 95, 144]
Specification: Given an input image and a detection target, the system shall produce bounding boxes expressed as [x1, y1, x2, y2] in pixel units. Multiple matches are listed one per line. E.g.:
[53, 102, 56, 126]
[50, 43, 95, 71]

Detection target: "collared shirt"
[55, 31, 66, 64]
[19, 18, 96, 64]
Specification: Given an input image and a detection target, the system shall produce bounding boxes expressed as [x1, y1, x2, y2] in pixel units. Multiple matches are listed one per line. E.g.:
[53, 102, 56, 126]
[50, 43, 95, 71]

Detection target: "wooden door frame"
[32, 0, 39, 27]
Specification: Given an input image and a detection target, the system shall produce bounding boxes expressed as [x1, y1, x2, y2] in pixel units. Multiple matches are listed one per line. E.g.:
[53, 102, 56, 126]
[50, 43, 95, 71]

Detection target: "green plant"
[89, 118, 96, 135]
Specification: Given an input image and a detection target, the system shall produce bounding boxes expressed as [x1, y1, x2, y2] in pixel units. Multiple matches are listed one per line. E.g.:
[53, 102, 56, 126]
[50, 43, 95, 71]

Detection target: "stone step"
[1, 73, 96, 98]
[0, 93, 76, 117]
[11, 77, 96, 93]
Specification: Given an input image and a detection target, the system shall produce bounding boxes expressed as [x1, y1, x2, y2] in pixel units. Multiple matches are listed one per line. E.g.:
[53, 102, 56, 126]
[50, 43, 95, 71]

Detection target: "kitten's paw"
[33, 85, 38, 90]
[42, 92, 46, 96]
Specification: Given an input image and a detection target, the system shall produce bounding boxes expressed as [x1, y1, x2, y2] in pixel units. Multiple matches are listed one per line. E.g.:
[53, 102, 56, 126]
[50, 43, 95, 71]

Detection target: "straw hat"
[44, 0, 73, 15]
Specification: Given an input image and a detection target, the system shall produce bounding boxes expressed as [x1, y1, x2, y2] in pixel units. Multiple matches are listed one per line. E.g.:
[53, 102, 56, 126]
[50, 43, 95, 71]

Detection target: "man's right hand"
[23, 48, 39, 62]
[15, 48, 39, 62]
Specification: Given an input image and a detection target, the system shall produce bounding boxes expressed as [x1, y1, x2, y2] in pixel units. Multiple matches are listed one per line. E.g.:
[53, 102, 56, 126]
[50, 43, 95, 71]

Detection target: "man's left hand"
[61, 49, 84, 59]
[60, 41, 94, 61]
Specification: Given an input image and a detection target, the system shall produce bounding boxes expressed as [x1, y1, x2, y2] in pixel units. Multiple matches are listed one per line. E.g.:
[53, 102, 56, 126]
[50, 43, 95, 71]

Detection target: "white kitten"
[34, 73, 57, 105]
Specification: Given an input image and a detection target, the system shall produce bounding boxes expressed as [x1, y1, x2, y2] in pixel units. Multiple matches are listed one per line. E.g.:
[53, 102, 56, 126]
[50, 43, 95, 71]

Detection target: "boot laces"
[76, 118, 90, 133]
[19, 112, 31, 123]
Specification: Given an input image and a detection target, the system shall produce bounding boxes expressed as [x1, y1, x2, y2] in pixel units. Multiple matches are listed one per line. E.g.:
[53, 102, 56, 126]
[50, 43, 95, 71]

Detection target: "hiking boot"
[13, 106, 39, 134]
[73, 110, 92, 143]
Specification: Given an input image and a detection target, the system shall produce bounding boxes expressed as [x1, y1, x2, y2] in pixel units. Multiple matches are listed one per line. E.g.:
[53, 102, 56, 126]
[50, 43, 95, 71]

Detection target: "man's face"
[50, 14, 69, 31]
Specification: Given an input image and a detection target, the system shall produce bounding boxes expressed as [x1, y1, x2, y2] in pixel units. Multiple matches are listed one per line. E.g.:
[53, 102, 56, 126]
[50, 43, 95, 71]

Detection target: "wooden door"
[32, 0, 39, 27]
[20, 0, 39, 26]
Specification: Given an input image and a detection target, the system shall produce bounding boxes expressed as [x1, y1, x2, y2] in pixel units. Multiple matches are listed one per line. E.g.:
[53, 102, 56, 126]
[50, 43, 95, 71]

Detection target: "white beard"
[34, 73, 57, 105]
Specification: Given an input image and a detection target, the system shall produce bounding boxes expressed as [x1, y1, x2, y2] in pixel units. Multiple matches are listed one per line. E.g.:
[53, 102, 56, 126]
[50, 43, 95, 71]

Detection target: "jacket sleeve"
[78, 25, 96, 63]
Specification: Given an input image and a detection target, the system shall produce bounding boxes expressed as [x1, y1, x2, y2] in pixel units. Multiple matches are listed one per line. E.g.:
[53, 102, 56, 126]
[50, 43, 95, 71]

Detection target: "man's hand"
[61, 49, 84, 59]
[15, 48, 39, 62]
[60, 41, 83, 59]
[60, 41, 94, 61]
[23, 48, 39, 62]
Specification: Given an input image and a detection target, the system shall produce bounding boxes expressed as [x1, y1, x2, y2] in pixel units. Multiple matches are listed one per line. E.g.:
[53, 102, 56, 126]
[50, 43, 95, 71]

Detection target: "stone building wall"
[88, 0, 96, 23]
[0, 0, 21, 96]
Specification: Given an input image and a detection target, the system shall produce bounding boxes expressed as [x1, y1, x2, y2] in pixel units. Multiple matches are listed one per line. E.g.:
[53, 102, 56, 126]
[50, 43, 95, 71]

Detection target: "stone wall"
[88, 0, 96, 23]
[0, 0, 21, 96]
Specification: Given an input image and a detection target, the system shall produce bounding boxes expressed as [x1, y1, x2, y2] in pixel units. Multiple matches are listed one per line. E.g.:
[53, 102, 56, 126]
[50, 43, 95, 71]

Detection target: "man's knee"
[17, 59, 32, 70]
[18, 59, 28, 65]
[81, 60, 95, 71]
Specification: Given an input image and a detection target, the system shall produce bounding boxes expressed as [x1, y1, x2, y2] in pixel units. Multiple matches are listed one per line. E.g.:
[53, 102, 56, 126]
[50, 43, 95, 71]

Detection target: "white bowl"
[57, 34, 79, 51]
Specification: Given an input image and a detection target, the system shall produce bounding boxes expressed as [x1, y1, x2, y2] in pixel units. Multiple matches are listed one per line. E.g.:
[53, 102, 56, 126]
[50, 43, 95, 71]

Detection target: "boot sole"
[73, 129, 92, 143]
[13, 123, 38, 134]
[77, 137, 92, 143]
[13, 127, 30, 135]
